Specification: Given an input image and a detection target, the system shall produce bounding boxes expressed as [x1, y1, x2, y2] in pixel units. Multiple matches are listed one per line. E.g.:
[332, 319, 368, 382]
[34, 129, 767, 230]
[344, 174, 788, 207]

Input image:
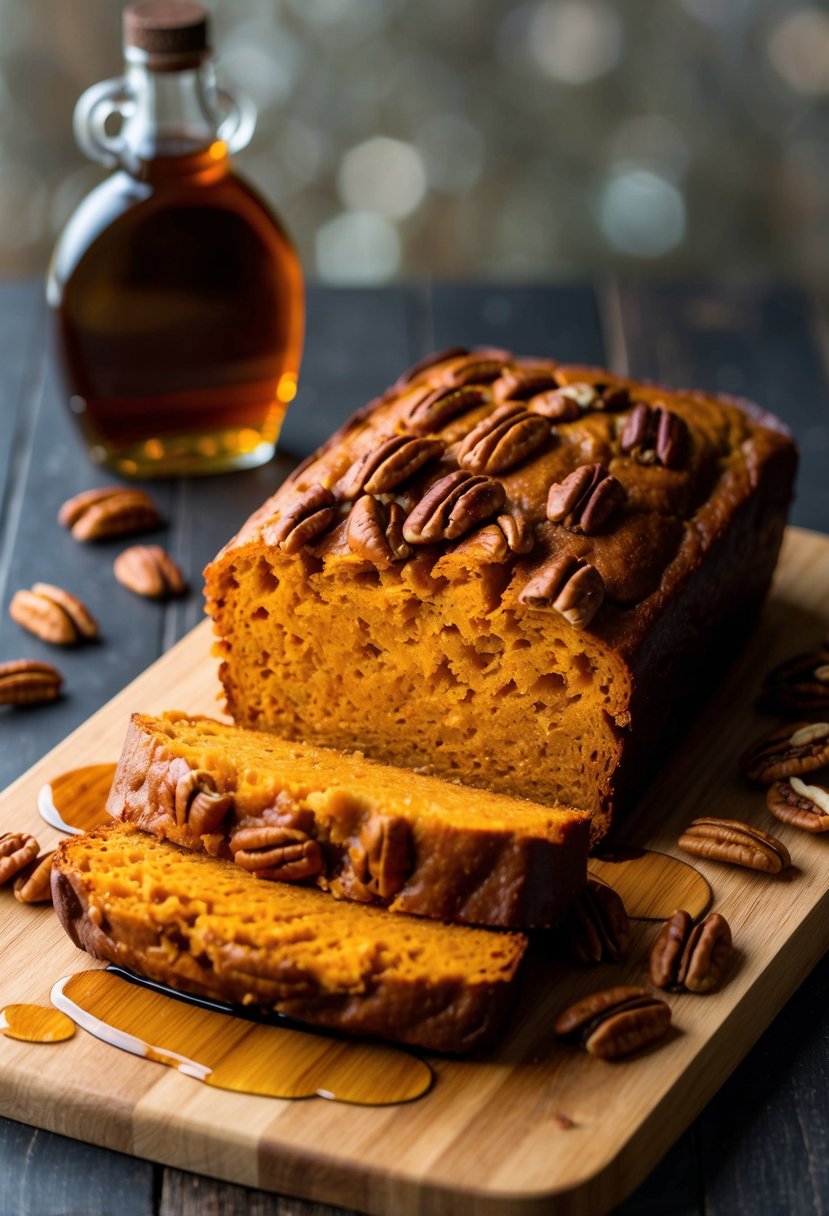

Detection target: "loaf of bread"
[107, 711, 589, 928]
[205, 348, 797, 842]
[52, 823, 527, 1054]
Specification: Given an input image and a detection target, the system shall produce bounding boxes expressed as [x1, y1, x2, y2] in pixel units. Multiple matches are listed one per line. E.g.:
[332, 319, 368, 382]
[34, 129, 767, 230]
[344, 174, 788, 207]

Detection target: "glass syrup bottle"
[47, 1, 304, 477]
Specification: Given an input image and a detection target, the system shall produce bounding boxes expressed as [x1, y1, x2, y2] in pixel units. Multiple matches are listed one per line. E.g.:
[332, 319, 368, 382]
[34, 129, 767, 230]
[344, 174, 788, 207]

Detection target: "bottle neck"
[121, 58, 223, 162]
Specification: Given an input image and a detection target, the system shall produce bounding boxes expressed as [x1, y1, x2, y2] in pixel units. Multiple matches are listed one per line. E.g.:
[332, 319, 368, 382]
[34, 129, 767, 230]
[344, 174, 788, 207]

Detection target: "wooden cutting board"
[1, 526, 828, 1216]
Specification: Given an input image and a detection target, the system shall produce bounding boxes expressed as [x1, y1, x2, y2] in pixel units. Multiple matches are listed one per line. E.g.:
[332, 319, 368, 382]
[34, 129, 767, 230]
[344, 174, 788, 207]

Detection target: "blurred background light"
[767, 8, 829, 95]
[526, 0, 622, 85]
[337, 136, 427, 218]
[599, 170, 686, 257]
[316, 211, 401, 282]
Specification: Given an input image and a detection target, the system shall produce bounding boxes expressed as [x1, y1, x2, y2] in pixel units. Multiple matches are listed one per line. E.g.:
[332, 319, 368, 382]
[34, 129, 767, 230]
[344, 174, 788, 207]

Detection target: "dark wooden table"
[1, 280, 828, 1216]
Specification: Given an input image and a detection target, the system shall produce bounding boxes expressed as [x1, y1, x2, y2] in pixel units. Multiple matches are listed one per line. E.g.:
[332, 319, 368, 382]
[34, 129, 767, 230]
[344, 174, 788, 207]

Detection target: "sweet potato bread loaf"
[52, 823, 527, 1054]
[107, 711, 589, 928]
[205, 348, 797, 842]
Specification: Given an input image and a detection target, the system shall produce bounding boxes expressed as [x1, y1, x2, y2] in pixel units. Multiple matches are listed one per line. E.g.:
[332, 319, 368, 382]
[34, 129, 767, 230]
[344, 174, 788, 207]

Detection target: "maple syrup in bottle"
[47, 2, 304, 477]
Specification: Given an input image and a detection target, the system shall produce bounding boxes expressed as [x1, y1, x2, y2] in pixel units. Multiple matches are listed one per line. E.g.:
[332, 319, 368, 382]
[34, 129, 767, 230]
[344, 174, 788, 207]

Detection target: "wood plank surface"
[0, 527, 827, 1216]
[2, 279, 829, 1216]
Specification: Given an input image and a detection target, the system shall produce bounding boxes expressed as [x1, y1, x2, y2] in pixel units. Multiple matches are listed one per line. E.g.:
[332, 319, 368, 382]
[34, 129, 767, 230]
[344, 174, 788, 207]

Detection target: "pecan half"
[114, 545, 186, 599]
[757, 651, 829, 716]
[767, 778, 829, 833]
[497, 511, 535, 554]
[518, 554, 605, 630]
[0, 832, 40, 884]
[560, 879, 631, 964]
[0, 660, 62, 707]
[346, 496, 411, 567]
[649, 909, 732, 994]
[456, 403, 551, 474]
[336, 434, 445, 500]
[173, 770, 233, 835]
[58, 486, 162, 542]
[230, 824, 323, 881]
[402, 470, 505, 544]
[554, 986, 671, 1061]
[619, 402, 688, 469]
[394, 346, 469, 390]
[493, 368, 561, 402]
[264, 485, 337, 554]
[13, 850, 55, 904]
[442, 353, 511, 388]
[546, 463, 626, 535]
[740, 721, 829, 784]
[350, 815, 412, 901]
[678, 818, 790, 874]
[9, 583, 98, 645]
[405, 385, 490, 435]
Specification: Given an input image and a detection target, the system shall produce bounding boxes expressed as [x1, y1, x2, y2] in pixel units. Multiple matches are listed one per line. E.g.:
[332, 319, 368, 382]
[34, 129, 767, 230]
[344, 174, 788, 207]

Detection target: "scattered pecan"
[546, 463, 626, 535]
[113, 545, 186, 599]
[0, 660, 62, 707]
[350, 815, 412, 901]
[58, 486, 162, 542]
[649, 909, 733, 994]
[13, 850, 55, 904]
[560, 879, 631, 964]
[264, 484, 337, 554]
[767, 778, 829, 833]
[493, 368, 561, 402]
[402, 470, 505, 544]
[456, 403, 551, 474]
[757, 651, 829, 716]
[230, 823, 323, 881]
[0, 832, 40, 884]
[518, 554, 605, 630]
[394, 346, 469, 390]
[336, 434, 445, 500]
[405, 385, 490, 435]
[554, 986, 671, 1061]
[677, 818, 790, 874]
[740, 721, 829, 784]
[173, 770, 233, 835]
[346, 495, 411, 567]
[619, 402, 688, 469]
[9, 583, 98, 645]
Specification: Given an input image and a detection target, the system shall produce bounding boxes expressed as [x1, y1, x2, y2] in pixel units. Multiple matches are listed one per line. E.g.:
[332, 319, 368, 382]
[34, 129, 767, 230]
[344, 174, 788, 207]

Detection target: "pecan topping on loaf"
[442, 354, 510, 387]
[264, 485, 337, 554]
[350, 815, 413, 901]
[546, 463, 626, 535]
[649, 909, 733, 994]
[453, 511, 535, 564]
[337, 434, 445, 500]
[174, 771, 233, 836]
[346, 496, 412, 567]
[230, 823, 323, 881]
[620, 402, 688, 468]
[498, 511, 535, 554]
[493, 368, 561, 402]
[394, 345, 469, 390]
[405, 385, 490, 435]
[456, 403, 551, 474]
[403, 470, 506, 544]
[555, 986, 671, 1060]
[519, 554, 605, 629]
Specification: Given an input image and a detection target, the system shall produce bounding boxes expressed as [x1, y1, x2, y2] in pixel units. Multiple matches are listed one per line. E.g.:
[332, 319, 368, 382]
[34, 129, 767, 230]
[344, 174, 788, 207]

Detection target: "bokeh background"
[3, 0, 829, 282]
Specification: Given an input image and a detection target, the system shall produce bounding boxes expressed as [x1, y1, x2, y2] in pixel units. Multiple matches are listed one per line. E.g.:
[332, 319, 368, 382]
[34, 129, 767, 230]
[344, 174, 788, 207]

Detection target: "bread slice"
[204, 351, 796, 843]
[52, 823, 527, 1054]
[107, 711, 589, 928]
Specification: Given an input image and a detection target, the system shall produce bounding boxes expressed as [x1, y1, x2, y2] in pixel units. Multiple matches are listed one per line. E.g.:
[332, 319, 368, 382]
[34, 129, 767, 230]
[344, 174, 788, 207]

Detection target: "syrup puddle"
[0, 1004, 76, 1043]
[38, 764, 116, 835]
[51, 970, 434, 1105]
[589, 848, 712, 920]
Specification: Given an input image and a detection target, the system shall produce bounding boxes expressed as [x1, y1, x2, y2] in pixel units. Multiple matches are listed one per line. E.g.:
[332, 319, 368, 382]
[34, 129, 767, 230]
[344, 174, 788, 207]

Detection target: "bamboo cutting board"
[1, 526, 828, 1216]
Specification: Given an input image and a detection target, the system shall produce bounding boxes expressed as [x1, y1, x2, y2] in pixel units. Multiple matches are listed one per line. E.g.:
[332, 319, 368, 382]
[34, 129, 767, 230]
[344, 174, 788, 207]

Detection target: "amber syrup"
[48, 138, 304, 477]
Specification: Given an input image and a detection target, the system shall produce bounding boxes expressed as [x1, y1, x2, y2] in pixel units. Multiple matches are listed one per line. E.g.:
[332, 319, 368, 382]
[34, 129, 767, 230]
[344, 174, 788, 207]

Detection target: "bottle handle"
[73, 76, 136, 169]
[216, 86, 256, 155]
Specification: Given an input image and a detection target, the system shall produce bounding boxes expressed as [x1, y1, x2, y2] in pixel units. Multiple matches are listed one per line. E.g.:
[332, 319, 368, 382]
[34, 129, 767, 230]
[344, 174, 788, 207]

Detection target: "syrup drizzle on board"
[0, 1004, 76, 1043]
[38, 764, 116, 835]
[51, 970, 434, 1105]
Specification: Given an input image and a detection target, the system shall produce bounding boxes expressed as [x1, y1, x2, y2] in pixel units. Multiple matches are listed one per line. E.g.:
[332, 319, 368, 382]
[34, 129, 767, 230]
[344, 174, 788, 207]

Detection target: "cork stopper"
[123, 2, 210, 65]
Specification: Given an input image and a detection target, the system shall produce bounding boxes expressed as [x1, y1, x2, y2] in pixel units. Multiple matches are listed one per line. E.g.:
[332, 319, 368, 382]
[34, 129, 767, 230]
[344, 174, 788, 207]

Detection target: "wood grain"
[0, 526, 827, 1215]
